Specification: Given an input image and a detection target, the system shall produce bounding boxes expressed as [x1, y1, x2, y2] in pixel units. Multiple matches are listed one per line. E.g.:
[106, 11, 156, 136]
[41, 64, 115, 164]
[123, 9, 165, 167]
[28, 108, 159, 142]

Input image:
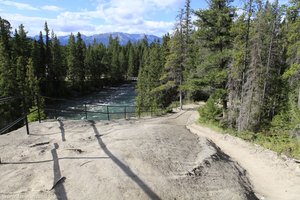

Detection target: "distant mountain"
[33, 32, 161, 46]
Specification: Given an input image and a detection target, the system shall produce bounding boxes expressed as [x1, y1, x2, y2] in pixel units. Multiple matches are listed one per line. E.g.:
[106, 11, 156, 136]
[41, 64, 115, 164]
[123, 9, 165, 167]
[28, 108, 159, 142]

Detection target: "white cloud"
[41, 5, 63, 12]
[146, 0, 183, 9]
[2, 0, 183, 36]
[0, 0, 38, 10]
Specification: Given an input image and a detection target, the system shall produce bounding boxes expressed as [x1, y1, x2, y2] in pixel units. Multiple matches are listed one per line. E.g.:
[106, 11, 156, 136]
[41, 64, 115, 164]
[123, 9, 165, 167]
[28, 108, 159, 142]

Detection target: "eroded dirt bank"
[0, 108, 257, 200]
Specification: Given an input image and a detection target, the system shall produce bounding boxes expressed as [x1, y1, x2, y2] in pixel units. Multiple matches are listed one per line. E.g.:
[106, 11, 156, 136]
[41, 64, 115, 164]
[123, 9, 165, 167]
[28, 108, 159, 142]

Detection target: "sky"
[0, 0, 288, 37]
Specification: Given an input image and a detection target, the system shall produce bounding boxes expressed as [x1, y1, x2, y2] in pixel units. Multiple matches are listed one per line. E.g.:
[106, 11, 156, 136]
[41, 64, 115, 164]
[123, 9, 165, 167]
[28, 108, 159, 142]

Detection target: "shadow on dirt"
[89, 120, 162, 200]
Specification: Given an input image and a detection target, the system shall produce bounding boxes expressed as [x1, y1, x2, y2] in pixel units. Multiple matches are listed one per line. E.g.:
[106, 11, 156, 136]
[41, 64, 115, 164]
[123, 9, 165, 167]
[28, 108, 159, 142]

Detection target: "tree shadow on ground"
[89, 120, 161, 200]
[51, 143, 68, 200]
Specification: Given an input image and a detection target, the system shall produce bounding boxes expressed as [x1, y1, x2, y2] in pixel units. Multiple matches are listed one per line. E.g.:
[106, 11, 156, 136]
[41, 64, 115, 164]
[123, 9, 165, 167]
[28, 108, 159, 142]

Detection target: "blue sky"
[0, 0, 287, 37]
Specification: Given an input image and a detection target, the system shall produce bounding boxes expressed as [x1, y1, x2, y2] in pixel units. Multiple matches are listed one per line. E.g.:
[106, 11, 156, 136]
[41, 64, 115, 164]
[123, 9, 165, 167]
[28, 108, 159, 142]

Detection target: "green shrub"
[198, 97, 222, 122]
[28, 106, 46, 122]
[271, 112, 290, 131]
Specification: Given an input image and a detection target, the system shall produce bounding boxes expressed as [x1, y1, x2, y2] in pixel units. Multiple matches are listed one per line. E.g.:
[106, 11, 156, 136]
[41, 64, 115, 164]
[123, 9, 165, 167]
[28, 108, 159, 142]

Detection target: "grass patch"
[197, 119, 300, 160]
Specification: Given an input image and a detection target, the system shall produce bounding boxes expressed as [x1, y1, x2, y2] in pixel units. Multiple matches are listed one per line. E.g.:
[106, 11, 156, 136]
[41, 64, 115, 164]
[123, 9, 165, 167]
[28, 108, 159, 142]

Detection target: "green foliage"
[283, 63, 300, 79]
[270, 112, 291, 132]
[192, 0, 233, 119]
[199, 120, 300, 159]
[28, 106, 46, 122]
[255, 133, 300, 159]
[198, 97, 222, 123]
[136, 42, 165, 110]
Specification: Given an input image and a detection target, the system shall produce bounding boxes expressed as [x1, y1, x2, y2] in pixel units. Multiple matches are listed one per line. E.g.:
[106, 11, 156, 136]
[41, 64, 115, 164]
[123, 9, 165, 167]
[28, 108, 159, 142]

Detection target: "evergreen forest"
[0, 0, 300, 156]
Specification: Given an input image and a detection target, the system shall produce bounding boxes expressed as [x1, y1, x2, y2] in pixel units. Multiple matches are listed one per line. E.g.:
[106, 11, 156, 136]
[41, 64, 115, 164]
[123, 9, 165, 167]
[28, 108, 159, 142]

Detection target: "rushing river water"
[47, 82, 137, 120]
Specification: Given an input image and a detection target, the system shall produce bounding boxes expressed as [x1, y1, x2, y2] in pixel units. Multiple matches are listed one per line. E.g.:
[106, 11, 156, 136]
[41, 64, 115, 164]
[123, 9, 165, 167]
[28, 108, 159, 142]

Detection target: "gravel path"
[0, 107, 258, 200]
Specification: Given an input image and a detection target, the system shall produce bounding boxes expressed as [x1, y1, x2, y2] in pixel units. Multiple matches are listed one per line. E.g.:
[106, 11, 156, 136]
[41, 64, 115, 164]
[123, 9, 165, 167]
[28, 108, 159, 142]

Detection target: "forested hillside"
[136, 0, 300, 137]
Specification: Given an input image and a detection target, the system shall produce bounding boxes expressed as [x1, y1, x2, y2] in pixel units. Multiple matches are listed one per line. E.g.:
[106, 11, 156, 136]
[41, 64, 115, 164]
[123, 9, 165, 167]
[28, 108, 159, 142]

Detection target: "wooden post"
[23, 97, 29, 135]
[107, 106, 110, 121]
[138, 108, 141, 119]
[54, 109, 57, 119]
[37, 95, 41, 123]
[84, 103, 87, 119]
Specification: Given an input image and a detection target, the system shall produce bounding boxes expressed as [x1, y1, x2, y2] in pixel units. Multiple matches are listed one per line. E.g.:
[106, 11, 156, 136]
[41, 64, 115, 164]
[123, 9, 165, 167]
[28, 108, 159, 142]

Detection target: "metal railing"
[42, 95, 161, 121]
[0, 95, 33, 135]
[0, 95, 164, 135]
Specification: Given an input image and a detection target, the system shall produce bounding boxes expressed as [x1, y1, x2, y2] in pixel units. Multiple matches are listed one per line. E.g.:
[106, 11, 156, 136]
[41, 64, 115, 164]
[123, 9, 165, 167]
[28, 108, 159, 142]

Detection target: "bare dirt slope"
[1, 108, 257, 200]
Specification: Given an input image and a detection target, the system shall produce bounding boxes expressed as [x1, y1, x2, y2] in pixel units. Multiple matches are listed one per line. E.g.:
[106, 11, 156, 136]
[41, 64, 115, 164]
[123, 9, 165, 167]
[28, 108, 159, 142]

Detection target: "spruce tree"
[67, 33, 77, 88]
[136, 42, 164, 110]
[76, 32, 86, 91]
[50, 31, 66, 96]
[0, 18, 22, 127]
[126, 44, 136, 78]
[194, 0, 234, 119]
[280, 0, 300, 132]
[227, 0, 254, 128]
[238, 1, 284, 131]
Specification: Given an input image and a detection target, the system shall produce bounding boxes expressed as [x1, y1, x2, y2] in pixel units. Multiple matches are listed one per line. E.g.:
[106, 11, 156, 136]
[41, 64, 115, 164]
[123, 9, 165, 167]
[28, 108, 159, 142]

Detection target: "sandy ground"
[0, 106, 297, 199]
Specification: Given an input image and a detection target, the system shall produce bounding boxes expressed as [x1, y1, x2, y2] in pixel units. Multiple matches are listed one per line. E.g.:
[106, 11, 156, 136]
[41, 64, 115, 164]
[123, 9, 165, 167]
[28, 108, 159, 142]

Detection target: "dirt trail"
[187, 111, 300, 200]
[1, 107, 258, 200]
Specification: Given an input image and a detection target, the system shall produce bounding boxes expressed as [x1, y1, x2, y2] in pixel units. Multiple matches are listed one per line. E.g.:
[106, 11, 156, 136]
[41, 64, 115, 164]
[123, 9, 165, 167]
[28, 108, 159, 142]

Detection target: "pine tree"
[182, 0, 194, 84]
[13, 24, 30, 97]
[0, 40, 14, 97]
[26, 58, 39, 97]
[227, 0, 254, 128]
[76, 32, 86, 91]
[280, 0, 300, 132]
[44, 22, 51, 67]
[237, 1, 285, 131]
[85, 41, 106, 87]
[136, 42, 164, 110]
[50, 31, 66, 96]
[67, 33, 77, 88]
[194, 0, 234, 119]
[126, 43, 136, 78]
[0, 18, 22, 127]
[118, 48, 127, 78]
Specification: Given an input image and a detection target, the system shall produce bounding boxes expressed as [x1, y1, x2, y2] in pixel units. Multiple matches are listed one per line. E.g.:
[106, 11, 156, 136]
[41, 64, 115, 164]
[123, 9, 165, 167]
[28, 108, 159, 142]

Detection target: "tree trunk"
[222, 99, 227, 120]
[179, 75, 183, 110]
[298, 87, 300, 109]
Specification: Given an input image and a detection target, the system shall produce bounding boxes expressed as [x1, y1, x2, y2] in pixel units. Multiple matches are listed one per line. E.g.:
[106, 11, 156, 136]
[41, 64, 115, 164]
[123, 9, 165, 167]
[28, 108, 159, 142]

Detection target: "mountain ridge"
[33, 32, 161, 46]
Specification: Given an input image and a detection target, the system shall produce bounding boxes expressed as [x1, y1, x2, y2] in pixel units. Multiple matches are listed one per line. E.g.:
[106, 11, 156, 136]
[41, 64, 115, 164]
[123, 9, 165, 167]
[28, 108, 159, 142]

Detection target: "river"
[46, 82, 137, 120]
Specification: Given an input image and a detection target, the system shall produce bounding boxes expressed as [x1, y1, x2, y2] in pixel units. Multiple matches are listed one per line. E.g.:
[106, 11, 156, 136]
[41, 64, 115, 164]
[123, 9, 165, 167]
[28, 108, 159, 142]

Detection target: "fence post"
[107, 106, 110, 121]
[54, 108, 57, 119]
[36, 95, 41, 123]
[124, 106, 127, 120]
[23, 97, 29, 135]
[84, 103, 87, 120]
[138, 108, 141, 119]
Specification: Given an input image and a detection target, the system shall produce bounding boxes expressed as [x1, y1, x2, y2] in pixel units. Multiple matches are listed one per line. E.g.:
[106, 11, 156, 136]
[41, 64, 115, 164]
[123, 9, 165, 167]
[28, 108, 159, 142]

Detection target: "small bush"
[198, 97, 222, 122]
[271, 112, 291, 132]
[28, 106, 46, 122]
